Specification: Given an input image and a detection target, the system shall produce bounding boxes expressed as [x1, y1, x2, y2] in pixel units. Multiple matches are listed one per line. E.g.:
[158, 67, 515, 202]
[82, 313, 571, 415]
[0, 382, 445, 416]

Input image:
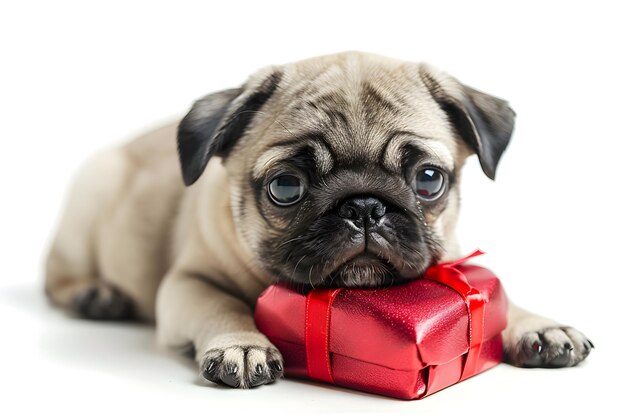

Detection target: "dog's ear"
[177, 70, 282, 186]
[418, 64, 515, 180]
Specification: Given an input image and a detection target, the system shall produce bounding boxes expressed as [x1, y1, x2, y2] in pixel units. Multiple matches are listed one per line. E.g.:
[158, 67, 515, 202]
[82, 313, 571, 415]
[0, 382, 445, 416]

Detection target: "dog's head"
[177, 52, 515, 287]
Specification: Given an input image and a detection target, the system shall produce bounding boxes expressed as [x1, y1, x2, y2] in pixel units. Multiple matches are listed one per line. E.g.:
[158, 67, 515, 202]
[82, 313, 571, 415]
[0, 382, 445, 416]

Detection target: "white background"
[1, 1, 624, 416]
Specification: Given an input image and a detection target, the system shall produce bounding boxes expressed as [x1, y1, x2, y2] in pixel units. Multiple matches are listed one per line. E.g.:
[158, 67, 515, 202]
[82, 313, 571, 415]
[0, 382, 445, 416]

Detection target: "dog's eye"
[268, 174, 306, 206]
[415, 168, 445, 200]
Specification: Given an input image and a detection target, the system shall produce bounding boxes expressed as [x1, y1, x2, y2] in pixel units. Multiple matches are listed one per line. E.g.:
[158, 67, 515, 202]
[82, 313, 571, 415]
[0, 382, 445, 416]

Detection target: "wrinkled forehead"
[250, 55, 459, 180]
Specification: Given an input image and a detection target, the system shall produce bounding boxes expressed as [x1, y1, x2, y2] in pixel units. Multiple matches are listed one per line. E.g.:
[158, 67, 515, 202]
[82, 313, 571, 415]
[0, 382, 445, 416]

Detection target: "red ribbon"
[423, 249, 486, 380]
[305, 288, 342, 383]
[304, 250, 486, 384]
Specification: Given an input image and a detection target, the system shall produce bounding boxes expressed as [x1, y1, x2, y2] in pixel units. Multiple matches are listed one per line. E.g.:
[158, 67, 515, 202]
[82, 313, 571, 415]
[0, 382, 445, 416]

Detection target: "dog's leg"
[156, 270, 283, 388]
[45, 149, 134, 320]
[502, 302, 593, 367]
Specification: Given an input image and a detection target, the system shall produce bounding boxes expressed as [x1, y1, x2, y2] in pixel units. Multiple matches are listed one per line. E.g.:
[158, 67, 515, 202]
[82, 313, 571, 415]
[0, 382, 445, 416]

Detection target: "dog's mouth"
[273, 223, 438, 288]
[324, 253, 405, 288]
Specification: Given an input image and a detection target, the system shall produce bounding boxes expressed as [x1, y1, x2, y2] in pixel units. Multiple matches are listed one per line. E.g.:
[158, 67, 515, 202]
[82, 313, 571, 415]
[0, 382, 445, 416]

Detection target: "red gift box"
[254, 251, 508, 400]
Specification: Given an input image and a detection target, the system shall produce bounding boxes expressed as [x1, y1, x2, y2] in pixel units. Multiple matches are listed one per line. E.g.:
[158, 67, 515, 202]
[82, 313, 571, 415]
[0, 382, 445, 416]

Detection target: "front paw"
[200, 335, 283, 388]
[506, 326, 594, 368]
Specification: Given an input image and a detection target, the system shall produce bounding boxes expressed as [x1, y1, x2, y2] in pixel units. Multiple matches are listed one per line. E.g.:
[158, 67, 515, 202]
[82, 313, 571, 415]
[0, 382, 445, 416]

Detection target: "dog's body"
[46, 52, 592, 388]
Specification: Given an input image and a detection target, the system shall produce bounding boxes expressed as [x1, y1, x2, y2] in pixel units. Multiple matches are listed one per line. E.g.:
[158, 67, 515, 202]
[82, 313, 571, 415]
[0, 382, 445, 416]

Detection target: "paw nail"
[588, 339, 595, 349]
[255, 364, 264, 375]
[532, 341, 543, 354]
[564, 342, 573, 351]
[249, 372, 270, 388]
[269, 360, 283, 372]
[205, 361, 216, 374]
[226, 363, 239, 375]
[220, 370, 240, 388]
[202, 359, 219, 381]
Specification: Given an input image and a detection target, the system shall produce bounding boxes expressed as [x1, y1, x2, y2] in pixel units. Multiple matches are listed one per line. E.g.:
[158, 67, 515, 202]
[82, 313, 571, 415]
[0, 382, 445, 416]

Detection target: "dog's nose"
[338, 196, 386, 227]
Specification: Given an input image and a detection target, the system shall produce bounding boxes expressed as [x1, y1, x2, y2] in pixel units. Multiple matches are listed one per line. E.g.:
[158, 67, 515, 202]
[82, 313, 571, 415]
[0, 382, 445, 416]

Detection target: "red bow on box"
[305, 250, 488, 384]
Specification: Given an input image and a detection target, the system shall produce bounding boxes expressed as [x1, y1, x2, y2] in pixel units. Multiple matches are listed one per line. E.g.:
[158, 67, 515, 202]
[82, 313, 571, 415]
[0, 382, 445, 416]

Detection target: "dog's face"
[177, 52, 515, 288]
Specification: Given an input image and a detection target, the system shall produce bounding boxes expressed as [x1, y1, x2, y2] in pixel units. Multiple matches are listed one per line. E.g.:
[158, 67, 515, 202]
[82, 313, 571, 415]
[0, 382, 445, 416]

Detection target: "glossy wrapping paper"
[254, 253, 508, 400]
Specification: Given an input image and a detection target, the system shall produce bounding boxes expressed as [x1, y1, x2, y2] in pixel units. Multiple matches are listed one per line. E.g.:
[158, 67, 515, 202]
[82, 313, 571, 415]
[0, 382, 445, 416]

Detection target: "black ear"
[419, 65, 515, 180]
[177, 71, 282, 186]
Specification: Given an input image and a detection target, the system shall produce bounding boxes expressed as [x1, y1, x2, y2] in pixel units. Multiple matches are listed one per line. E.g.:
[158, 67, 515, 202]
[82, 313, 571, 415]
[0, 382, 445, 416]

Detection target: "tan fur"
[47, 124, 184, 320]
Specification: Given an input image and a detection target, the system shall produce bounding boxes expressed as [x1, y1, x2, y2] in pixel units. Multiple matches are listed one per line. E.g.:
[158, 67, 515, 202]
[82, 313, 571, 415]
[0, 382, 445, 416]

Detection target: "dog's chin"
[325, 255, 406, 288]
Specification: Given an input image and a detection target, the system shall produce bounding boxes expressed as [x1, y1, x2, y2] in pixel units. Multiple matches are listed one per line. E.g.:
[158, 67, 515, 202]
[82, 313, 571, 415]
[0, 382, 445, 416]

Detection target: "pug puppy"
[45, 52, 593, 389]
